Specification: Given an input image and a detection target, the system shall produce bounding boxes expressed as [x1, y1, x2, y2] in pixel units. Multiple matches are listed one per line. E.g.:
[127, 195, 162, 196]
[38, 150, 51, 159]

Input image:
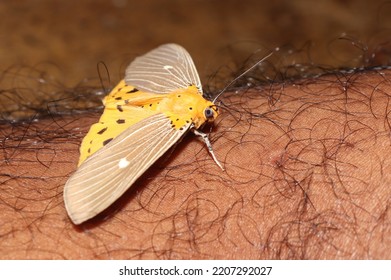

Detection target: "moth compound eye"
[204, 107, 215, 119]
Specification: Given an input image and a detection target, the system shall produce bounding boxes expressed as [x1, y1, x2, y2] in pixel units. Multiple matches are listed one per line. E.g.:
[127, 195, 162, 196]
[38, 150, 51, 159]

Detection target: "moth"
[64, 44, 223, 224]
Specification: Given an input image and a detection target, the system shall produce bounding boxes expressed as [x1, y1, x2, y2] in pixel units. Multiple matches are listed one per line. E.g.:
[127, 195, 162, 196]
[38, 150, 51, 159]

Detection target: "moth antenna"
[212, 51, 273, 103]
[97, 61, 111, 94]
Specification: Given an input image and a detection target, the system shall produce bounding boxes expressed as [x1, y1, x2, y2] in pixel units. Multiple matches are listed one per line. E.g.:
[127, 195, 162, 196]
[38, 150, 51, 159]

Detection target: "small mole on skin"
[270, 150, 289, 169]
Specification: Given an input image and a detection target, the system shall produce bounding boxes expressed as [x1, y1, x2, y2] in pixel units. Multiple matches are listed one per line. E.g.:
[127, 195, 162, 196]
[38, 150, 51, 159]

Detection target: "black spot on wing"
[127, 88, 139, 93]
[117, 105, 123, 112]
[97, 127, 108, 135]
[103, 138, 113, 146]
[116, 119, 125, 124]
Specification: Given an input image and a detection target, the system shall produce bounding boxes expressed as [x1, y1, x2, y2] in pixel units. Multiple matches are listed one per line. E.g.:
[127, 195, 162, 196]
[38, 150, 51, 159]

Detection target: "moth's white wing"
[125, 43, 203, 95]
[64, 113, 191, 225]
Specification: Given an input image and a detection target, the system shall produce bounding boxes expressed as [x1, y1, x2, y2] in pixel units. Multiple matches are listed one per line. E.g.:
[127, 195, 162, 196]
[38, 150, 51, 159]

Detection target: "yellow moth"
[64, 43, 223, 225]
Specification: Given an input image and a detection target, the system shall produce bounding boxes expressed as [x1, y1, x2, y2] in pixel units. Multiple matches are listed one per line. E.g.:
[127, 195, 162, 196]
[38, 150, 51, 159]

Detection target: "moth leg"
[192, 129, 225, 171]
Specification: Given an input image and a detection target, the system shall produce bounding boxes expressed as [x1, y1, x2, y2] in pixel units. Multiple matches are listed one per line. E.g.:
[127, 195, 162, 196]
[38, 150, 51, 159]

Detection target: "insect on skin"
[63, 43, 224, 225]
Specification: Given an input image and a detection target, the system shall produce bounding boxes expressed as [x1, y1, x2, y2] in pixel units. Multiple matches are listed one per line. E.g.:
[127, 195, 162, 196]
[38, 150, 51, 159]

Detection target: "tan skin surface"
[1, 69, 391, 259]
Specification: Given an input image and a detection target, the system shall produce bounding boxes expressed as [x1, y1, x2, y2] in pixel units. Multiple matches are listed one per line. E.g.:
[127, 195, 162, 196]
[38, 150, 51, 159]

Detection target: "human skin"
[1, 69, 391, 259]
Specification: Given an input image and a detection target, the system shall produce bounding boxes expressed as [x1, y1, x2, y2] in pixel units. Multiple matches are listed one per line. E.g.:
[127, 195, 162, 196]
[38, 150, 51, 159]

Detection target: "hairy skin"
[1, 69, 391, 259]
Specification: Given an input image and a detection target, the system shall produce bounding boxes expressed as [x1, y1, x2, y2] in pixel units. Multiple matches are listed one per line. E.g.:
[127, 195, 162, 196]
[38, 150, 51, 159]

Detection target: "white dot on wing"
[118, 158, 130, 169]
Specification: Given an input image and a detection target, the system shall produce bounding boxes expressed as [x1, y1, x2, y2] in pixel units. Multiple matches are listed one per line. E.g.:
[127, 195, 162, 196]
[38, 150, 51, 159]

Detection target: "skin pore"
[1, 69, 391, 259]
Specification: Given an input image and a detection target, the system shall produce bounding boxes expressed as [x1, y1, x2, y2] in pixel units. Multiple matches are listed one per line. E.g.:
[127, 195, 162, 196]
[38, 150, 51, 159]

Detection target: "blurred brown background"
[1, 0, 391, 119]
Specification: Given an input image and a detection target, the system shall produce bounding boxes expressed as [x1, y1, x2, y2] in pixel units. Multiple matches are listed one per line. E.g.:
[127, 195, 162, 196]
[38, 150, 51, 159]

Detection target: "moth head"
[204, 103, 219, 122]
